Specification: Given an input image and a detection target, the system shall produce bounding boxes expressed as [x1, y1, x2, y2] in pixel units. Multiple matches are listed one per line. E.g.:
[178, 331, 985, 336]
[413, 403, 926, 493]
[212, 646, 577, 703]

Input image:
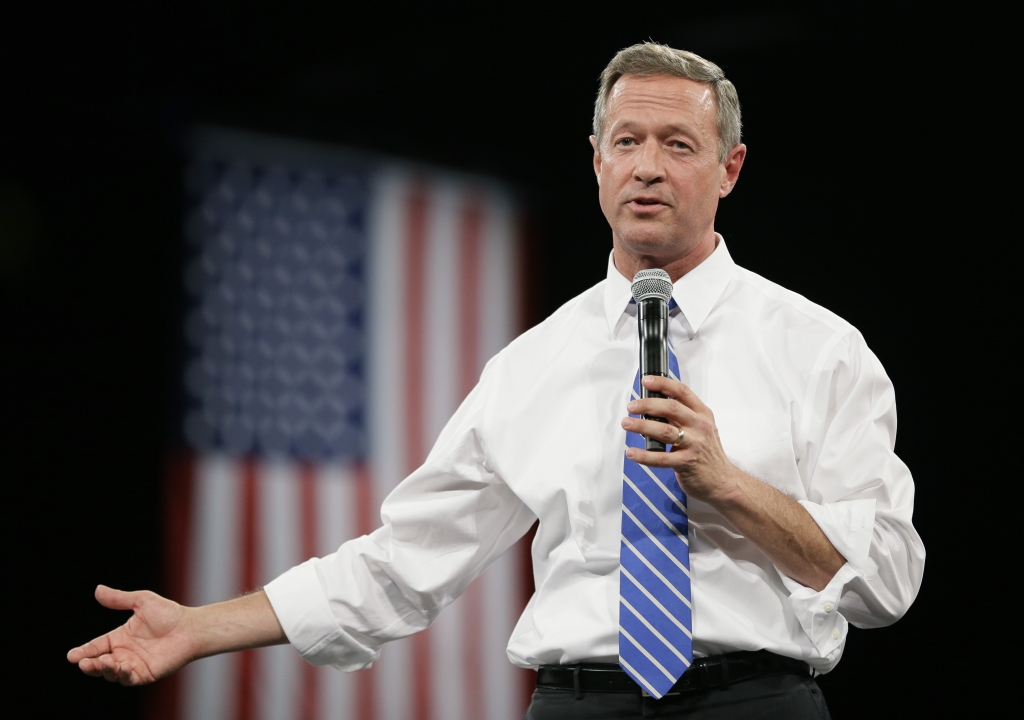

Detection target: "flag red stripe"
[236, 458, 260, 720]
[515, 211, 541, 710]
[404, 180, 434, 720]
[147, 452, 195, 720]
[405, 180, 428, 474]
[458, 195, 485, 720]
[165, 452, 196, 605]
[515, 211, 540, 335]
[354, 462, 378, 720]
[298, 463, 320, 720]
[458, 195, 483, 399]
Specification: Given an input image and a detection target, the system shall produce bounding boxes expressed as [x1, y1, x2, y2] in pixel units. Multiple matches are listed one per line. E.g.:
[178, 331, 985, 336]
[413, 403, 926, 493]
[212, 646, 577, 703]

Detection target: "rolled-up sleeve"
[264, 361, 538, 669]
[783, 330, 925, 656]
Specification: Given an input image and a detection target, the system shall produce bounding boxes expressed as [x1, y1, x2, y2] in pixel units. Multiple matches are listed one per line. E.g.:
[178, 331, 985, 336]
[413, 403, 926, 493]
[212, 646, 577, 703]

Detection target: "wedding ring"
[674, 427, 685, 445]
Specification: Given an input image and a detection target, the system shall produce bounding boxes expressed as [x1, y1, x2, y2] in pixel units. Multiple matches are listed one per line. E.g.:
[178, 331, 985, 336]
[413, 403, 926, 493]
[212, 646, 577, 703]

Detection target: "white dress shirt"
[265, 237, 925, 674]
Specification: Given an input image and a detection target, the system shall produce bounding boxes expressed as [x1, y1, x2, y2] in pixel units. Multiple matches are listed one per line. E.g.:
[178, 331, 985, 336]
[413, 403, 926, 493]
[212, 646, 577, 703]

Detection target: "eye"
[672, 141, 691, 151]
[617, 137, 636, 147]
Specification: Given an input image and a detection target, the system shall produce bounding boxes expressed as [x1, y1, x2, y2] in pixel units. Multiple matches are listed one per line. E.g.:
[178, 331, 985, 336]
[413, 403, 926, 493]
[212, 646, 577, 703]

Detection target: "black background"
[5, 3, 1014, 718]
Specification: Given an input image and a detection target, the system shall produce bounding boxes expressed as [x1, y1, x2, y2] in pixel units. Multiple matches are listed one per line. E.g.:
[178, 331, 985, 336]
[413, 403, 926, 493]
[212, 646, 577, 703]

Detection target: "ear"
[590, 135, 602, 187]
[719, 144, 746, 198]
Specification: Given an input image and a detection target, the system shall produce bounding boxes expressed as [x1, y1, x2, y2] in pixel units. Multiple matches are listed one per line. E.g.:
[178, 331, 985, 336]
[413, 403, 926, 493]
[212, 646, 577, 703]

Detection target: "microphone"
[630, 269, 673, 452]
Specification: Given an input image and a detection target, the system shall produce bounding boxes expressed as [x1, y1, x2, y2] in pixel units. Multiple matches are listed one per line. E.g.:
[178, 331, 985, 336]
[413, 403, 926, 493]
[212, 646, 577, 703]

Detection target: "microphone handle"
[638, 297, 669, 452]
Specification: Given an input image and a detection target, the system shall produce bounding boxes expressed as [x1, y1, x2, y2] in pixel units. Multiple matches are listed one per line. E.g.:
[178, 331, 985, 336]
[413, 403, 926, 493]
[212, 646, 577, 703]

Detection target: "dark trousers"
[523, 672, 832, 720]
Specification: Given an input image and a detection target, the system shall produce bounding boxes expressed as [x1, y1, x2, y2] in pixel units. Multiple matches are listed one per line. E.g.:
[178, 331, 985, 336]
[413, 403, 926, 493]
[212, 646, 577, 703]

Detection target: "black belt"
[536, 650, 811, 697]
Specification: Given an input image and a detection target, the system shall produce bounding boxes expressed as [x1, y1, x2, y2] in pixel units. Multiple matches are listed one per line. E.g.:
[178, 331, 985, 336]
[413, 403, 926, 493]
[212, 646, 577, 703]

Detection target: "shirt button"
[831, 629, 840, 639]
[824, 603, 833, 613]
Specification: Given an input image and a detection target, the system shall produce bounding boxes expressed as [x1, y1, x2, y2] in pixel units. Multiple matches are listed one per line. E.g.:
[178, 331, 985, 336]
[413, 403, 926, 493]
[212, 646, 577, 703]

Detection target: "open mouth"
[628, 197, 668, 210]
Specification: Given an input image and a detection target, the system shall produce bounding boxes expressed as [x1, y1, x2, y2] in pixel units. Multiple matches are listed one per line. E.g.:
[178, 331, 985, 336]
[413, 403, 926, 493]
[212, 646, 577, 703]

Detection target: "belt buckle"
[641, 689, 680, 698]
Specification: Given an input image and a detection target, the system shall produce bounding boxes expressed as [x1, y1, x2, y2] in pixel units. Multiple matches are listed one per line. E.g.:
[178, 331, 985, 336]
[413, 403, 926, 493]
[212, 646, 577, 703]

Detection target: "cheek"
[671, 164, 719, 204]
[598, 167, 623, 209]
[667, 174, 696, 203]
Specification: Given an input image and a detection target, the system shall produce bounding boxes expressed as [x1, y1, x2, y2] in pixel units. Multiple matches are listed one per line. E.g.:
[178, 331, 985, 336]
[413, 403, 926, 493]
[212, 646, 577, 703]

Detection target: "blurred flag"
[158, 128, 532, 720]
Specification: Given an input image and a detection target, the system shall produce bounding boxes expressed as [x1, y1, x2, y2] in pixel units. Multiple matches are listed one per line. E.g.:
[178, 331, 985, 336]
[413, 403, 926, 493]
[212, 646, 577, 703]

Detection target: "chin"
[617, 227, 679, 256]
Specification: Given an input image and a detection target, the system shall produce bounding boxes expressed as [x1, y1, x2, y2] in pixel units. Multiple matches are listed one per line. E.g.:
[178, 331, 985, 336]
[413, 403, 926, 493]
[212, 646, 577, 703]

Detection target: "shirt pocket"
[715, 411, 804, 499]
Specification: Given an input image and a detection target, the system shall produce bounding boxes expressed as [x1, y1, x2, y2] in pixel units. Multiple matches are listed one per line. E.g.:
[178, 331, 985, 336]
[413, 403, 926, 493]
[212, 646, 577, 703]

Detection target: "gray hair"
[593, 42, 742, 162]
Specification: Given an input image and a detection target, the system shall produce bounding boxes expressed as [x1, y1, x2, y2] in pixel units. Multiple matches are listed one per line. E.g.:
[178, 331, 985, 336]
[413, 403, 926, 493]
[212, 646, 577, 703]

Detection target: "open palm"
[68, 585, 197, 686]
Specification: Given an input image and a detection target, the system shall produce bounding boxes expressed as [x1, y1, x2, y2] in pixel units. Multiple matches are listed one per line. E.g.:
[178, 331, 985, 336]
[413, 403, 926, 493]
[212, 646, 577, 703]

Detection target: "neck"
[612, 231, 718, 283]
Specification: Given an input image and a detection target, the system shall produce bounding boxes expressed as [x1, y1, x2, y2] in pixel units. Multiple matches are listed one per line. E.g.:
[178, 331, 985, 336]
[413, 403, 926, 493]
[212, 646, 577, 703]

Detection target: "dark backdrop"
[6, 4, 1013, 718]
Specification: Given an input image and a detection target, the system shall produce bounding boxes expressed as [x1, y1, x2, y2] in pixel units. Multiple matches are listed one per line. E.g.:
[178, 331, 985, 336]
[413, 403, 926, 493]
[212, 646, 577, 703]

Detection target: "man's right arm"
[67, 585, 286, 686]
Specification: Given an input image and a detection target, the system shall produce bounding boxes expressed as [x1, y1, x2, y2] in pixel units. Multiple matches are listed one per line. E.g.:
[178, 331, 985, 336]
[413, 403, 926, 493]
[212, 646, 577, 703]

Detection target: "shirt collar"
[603, 234, 736, 336]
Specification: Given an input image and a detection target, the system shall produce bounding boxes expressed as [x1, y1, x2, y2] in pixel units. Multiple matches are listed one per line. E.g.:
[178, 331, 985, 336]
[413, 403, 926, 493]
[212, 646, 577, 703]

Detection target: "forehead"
[605, 74, 716, 133]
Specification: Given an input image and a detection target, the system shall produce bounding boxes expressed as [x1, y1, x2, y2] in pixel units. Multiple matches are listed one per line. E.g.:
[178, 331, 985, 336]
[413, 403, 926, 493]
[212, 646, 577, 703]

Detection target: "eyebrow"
[611, 120, 701, 140]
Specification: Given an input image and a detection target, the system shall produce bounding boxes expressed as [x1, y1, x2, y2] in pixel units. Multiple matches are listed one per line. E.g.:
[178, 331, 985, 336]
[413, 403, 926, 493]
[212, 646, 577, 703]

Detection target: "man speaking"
[69, 43, 925, 718]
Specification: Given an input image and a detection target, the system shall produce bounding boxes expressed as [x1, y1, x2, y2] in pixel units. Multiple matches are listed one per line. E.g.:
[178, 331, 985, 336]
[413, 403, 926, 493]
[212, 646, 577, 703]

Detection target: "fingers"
[78, 654, 136, 685]
[68, 586, 134, 664]
[77, 657, 105, 676]
[68, 633, 113, 663]
[95, 584, 141, 611]
[97, 655, 135, 684]
[641, 375, 708, 412]
[626, 378, 712, 445]
[623, 416, 683, 446]
[625, 446, 679, 468]
[100, 655, 120, 682]
[627, 396, 698, 429]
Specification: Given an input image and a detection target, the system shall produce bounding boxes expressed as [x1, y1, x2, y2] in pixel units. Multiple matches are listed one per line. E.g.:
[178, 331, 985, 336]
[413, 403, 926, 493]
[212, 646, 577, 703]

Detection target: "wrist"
[705, 464, 749, 510]
[182, 604, 215, 661]
[186, 590, 287, 660]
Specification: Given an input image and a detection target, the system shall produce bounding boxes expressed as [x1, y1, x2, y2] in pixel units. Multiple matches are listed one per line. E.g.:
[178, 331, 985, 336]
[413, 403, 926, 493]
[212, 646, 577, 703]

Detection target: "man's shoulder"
[492, 278, 607, 366]
[729, 264, 855, 339]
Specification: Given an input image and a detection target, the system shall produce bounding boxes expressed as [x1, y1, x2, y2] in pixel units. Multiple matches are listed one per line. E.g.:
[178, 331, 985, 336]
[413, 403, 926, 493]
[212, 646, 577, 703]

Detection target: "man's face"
[591, 74, 744, 262]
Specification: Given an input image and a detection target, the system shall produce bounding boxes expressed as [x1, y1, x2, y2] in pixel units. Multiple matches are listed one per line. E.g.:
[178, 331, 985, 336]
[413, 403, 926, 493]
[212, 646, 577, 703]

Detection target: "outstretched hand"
[67, 585, 197, 686]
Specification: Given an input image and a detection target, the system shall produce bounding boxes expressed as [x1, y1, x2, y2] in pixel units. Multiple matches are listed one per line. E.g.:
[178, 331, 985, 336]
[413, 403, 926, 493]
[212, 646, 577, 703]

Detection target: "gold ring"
[674, 428, 685, 445]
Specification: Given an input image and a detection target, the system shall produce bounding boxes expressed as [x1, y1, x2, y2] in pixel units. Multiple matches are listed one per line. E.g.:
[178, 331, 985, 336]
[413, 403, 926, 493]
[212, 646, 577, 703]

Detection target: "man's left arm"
[624, 331, 925, 623]
[624, 380, 845, 591]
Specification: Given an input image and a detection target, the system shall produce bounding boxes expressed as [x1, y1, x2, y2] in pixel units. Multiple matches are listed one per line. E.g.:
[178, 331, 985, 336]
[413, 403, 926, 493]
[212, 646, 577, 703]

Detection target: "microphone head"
[631, 269, 673, 303]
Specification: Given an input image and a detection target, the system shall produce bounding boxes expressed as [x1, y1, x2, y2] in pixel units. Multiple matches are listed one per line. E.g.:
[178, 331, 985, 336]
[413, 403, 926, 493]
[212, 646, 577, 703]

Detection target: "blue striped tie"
[619, 336, 693, 698]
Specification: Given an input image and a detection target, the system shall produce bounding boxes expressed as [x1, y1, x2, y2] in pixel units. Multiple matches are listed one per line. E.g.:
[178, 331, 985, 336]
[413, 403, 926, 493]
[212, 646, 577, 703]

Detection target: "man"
[69, 43, 925, 718]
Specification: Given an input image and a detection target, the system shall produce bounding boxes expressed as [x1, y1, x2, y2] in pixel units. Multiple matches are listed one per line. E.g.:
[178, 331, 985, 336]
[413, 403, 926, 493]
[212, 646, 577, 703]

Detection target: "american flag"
[157, 128, 533, 720]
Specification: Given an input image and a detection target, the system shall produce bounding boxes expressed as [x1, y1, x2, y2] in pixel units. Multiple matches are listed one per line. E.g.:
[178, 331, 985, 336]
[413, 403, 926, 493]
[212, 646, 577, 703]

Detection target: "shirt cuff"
[780, 562, 857, 662]
[798, 498, 876, 575]
[777, 499, 877, 662]
[264, 558, 380, 671]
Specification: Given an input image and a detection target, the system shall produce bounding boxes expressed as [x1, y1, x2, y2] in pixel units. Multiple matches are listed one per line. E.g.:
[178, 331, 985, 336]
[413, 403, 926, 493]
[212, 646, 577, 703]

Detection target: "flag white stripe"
[427, 181, 466, 720]
[318, 465, 356, 720]
[432, 584, 466, 720]
[425, 181, 461, 446]
[483, 550, 518, 720]
[368, 167, 409, 505]
[371, 170, 414, 720]
[259, 461, 302, 720]
[482, 192, 516, 364]
[183, 456, 240, 720]
[479, 192, 522, 720]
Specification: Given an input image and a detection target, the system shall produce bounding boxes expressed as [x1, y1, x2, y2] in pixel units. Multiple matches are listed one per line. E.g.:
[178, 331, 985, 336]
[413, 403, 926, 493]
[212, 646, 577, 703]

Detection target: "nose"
[633, 140, 666, 185]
